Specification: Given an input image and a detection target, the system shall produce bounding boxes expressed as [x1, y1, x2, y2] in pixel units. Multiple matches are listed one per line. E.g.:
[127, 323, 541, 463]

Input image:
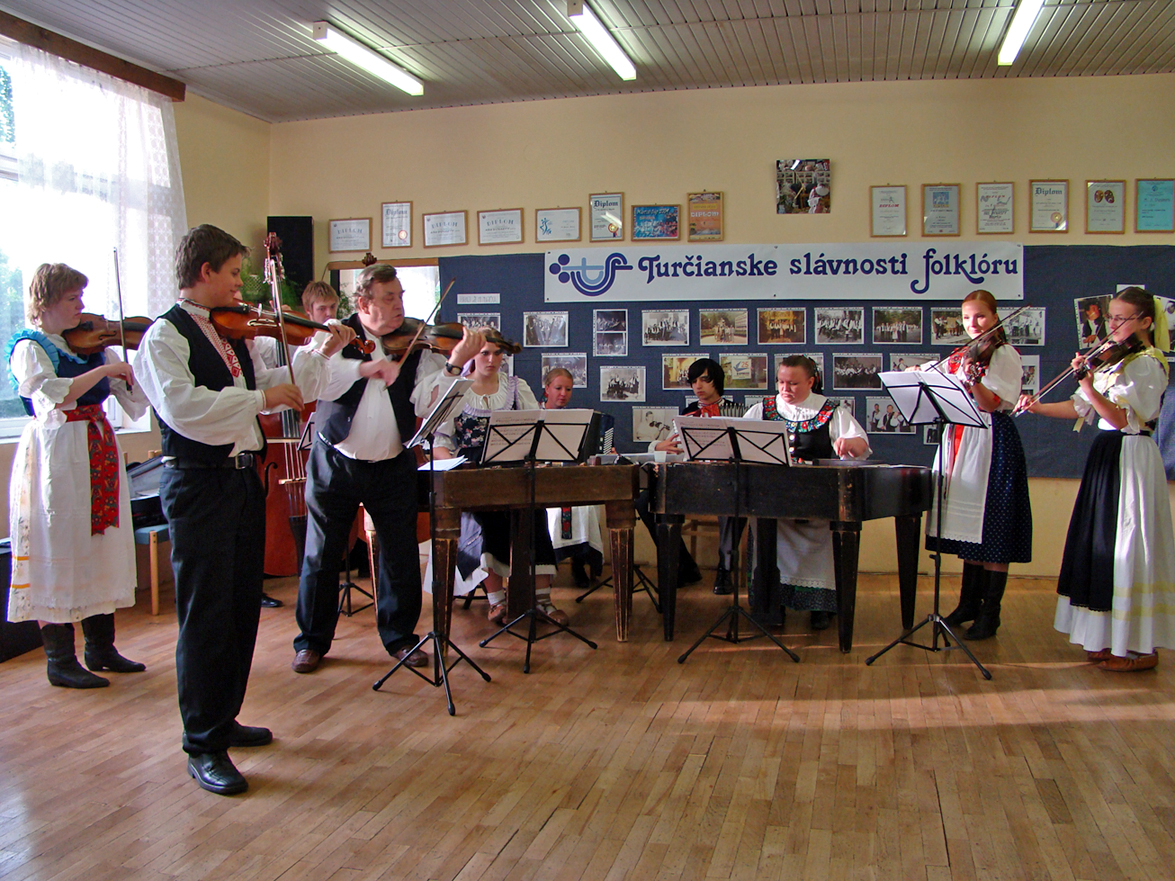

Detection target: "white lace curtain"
[9, 43, 186, 317]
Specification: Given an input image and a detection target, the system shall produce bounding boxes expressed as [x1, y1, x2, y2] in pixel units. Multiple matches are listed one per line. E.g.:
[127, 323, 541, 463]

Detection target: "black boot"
[943, 562, 985, 628]
[82, 614, 146, 673]
[570, 558, 591, 590]
[41, 624, 109, 688]
[713, 565, 733, 595]
[965, 570, 1007, 640]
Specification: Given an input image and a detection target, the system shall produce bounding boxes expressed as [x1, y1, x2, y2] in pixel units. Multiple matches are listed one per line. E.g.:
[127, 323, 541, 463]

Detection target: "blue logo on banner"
[548, 252, 633, 296]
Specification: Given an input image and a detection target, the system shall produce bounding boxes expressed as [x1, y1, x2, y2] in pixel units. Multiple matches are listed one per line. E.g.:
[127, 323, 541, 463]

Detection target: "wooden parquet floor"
[2, 571, 1174, 881]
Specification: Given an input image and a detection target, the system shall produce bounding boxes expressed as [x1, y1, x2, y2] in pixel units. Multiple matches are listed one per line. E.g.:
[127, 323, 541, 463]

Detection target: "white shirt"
[317, 322, 447, 461]
[134, 300, 331, 456]
[742, 393, 872, 458]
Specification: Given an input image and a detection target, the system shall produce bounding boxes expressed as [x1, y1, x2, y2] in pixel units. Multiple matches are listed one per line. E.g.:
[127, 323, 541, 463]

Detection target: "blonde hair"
[27, 263, 87, 325]
[301, 280, 339, 314]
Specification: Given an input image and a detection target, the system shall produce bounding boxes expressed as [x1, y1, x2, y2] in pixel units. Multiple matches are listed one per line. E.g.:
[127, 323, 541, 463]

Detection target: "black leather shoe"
[260, 593, 283, 608]
[810, 610, 834, 631]
[187, 752, 247, 795]
[679, 564, 703, 586]
[713, 567, 732, 595]
[228, 722, 273, 748]
[392, 646, 429, 668]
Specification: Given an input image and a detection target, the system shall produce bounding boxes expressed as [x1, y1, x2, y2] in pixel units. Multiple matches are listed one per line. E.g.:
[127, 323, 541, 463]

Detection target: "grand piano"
[650, 461, 933, 652]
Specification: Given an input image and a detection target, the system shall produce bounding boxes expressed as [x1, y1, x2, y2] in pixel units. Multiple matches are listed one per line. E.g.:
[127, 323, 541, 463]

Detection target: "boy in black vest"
[135, 224, 354, 796]
[291, 264, 482, 675]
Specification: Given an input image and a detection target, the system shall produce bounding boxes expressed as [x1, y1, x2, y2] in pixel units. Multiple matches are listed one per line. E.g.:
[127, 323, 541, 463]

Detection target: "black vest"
[314, 313, 423, 450]
[155, 305, 258, 463]
[15, 338, 108, 416]
[763, 396, 836, 461]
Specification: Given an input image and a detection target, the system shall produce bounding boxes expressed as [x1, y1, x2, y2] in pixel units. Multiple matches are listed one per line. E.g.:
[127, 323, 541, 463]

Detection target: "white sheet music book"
[673, 417, 792, 465]
[483, 408, 595, 464]
[878, 370, 985, 428]
[408, 378, 473, 449]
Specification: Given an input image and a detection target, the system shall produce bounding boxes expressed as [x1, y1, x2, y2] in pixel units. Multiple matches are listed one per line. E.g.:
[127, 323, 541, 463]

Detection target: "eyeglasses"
[1108, 313, 1141, 326]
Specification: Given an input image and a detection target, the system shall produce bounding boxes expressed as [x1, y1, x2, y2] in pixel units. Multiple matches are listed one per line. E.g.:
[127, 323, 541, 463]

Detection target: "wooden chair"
[134, 524, 170, 616]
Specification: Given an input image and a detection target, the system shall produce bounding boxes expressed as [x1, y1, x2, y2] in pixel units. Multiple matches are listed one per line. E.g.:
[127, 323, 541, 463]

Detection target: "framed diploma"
[976, 182, 1014, 234]
[631, 204, 680, 240]
[871, 186, 906, 237]
[1085, 180, 1125, 234]
[1030, 180, 1068, 233]
[477, 208, 524, 245]
[381, 202, 411, 248]
[535, 207, 581, 242]
[589, 192, 624, 241]
[1136, 179, 1175, 233]
[922, 184, 960, 236]
[687, 191, 724, 241]
[422, 211, 467, 248]
[328, 217, 371, 253]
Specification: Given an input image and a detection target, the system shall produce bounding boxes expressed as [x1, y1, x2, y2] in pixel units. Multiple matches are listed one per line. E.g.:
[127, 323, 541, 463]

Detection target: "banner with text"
[544, 242, 1023, 302]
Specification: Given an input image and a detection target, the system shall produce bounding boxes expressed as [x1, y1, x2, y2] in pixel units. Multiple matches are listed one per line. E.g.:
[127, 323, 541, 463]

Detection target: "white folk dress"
[7, 335, 148, 622]
[742, 393, 870, 613]
[1054, 348, 1175, 655]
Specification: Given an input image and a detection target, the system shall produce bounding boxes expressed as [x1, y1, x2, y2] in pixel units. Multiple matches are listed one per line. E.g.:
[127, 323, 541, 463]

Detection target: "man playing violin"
[291, 263, 483, 677]
[135, 224, 356, 796]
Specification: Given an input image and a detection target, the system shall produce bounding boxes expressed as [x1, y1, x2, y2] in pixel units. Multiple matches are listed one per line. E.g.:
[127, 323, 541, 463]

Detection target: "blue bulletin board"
[438, 246, 1175, 479]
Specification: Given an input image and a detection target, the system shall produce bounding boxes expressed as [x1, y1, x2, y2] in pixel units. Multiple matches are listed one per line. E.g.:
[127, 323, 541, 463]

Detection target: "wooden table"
[649, 461, 933, 653]
[426, 464, 640, 641]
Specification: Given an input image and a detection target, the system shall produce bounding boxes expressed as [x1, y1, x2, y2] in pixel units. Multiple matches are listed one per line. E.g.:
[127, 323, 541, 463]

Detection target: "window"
[0, 39, 186, 436]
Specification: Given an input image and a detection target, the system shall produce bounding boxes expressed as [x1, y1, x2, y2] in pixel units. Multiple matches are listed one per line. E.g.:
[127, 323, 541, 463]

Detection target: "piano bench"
[134, 525, 171, 617]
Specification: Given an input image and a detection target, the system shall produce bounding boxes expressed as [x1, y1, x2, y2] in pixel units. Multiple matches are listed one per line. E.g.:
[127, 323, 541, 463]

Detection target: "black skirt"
[1057, 430, 1122, 613]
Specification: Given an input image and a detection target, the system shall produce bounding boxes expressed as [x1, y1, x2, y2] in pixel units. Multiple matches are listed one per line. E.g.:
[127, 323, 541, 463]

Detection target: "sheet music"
[674, 417, 735, 461]
[483, 408, 595, 464]
[675, 416, 793, 464]
[408, 378, 473, 449]
[728, 419, 792, 465]
[878, 370, 985, 428]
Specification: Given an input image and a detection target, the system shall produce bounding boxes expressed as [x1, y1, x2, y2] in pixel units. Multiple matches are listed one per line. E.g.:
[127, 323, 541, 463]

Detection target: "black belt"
[165, 452, 258, 471]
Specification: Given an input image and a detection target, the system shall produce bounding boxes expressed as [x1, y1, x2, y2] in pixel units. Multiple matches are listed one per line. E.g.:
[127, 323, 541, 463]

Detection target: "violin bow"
[922, 303, 1033, 374]
[263, 233, 297, 386]
[397, 278, 457, 355]
[112, 248, 131, 389]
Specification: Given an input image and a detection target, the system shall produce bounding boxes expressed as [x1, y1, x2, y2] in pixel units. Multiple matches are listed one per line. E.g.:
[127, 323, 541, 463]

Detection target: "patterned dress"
[6, 331, 147, 622]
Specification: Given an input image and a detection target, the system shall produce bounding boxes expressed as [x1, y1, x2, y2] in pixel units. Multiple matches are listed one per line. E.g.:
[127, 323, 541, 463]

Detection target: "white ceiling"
[2, 0, 1173, 123]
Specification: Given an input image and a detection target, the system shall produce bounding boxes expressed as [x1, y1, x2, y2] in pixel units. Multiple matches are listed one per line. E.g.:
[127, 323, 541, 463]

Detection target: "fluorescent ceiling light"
[997, 0, 1045, 66]
[567, 2, 636, 81]
[313, 22, 424, 96]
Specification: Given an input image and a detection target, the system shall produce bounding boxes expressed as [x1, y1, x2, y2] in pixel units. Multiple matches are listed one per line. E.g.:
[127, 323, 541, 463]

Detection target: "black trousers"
[160, 463, 265, 756]
[294, 441, 421, 657]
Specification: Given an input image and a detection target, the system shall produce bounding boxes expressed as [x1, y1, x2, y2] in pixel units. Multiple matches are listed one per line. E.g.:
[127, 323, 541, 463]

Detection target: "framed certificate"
[976, 182, 1014, 234]
[631, 204, 680, 240]
[1030, 180, 1068, 232]
[1136, 179, 1175, 233]
[589, 192, 624, 241]
[422, 211, 468, 247]
[535, 207, 581, 242]
[328, 217, 371, 253]
[922, 184, 960, 236]
[687, 191, 724, 241]
[1085, 180, 1125, 234]
[381, 202, 411, 248]
[477, 208, 524, 245]
[871, 185, 906, 237]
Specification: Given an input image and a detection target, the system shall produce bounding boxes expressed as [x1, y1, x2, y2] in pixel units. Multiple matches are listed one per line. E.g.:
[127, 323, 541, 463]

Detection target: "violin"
[64, 314, 153, 355]
[210, 303, 375, 354]
[380, 319, 522, 361]
[959, 332, 1005, 388]
[1074, 335, 1145, 380]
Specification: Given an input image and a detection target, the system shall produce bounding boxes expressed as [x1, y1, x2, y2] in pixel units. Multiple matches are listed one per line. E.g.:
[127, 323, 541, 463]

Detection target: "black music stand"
[373, 378, 490, 716]
[865, 369, 992, 679]
[673, 418, 800, 664]
[477, 409, 599, 673]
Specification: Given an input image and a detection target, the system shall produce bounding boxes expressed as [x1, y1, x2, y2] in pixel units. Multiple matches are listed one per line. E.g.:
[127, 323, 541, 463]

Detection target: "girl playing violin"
[433, 332, 569, 626]
[1018, 287, 1175, 671]
[6, 263, 149, 688]
[921, 289, 1032, 640]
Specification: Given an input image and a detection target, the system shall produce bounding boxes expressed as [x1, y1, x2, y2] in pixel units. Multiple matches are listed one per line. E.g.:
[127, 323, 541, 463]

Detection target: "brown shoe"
[488, 602, 508, 625]
[291, 649, 321, 674]
[392, 646, 429, 668]
[540, 603, 570, 627]
[1086, 648, 1114, 662]
[1099, 652, 1158, 672]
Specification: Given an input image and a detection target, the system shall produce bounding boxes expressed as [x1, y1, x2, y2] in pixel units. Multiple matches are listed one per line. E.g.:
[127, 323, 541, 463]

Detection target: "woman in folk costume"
[743, 355, 870, 631]
[1018, 286, 1175, 671]
[6, 263, 148, 688]
[433, 330, 570, 626]
[921, 289, 1032, 640]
